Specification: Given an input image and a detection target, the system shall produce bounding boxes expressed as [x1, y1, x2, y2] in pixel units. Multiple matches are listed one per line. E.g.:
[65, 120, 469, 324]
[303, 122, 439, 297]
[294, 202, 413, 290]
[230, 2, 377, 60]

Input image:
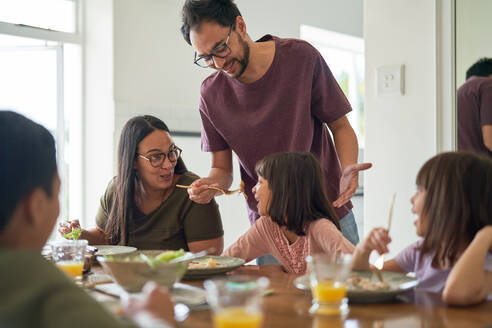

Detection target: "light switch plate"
[377, 65, 405, 96]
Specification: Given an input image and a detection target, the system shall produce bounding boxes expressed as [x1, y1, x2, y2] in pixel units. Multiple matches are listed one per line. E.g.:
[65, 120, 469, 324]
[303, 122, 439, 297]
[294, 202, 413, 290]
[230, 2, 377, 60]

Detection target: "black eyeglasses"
[138, 146, 182, 168]
[193, 24, 234, 68]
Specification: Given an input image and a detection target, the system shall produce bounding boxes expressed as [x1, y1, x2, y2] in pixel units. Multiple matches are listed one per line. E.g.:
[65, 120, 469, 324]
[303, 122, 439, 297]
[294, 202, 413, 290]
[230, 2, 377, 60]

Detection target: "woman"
[60, 115, 224, 253]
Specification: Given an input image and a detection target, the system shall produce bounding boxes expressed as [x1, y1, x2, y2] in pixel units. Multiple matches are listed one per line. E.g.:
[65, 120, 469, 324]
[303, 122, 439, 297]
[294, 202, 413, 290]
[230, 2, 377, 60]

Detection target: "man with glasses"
[180, 0, 371, 254]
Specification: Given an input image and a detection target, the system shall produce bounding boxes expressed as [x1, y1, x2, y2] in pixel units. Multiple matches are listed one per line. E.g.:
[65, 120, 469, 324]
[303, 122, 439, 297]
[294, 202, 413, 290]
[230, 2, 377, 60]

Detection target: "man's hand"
[187, 178, 221, 204]
[333, 162, 372, 208]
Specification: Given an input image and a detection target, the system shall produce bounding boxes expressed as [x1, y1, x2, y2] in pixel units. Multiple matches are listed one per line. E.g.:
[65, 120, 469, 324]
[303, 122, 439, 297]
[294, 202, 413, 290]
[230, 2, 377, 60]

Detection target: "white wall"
[364, 0, 437, 258]
[83, 0, 114, 227]
[111, 0, 363, 248]
[456, 0, 492, 87]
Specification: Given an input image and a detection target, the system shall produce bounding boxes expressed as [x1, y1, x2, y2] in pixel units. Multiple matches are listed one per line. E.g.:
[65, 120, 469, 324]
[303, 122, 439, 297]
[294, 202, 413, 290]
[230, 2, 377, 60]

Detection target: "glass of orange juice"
[51, 239, 87, 279]
[306, 253, 352, 316]
[204, 276, 269, 328]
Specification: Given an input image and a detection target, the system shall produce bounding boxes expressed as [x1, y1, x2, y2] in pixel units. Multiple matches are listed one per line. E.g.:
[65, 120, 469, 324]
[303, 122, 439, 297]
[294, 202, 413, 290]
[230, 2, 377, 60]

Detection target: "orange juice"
[213, 307, 263, 328]
[56, 260, 84, 278]
[311, 280, 346, 302]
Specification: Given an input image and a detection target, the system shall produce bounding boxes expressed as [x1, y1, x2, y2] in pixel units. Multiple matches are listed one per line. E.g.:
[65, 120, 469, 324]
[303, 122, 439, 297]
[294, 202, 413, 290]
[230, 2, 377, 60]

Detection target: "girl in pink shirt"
[351, 151, 492, 305]
[223, 152, 354, 274]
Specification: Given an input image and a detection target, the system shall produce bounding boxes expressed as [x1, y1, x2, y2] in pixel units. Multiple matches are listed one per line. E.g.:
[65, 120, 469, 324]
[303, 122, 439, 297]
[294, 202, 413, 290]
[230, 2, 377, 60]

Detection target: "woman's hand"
[187, 178, 221, 204]
[58, 219, 81, 237]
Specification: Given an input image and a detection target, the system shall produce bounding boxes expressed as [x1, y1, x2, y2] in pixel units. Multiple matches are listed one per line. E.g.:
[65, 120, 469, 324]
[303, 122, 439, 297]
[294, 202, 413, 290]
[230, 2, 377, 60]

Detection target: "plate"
[183, 255, 245, 280]
[294, 270, 419, 303]
[93, 245, 137, 256]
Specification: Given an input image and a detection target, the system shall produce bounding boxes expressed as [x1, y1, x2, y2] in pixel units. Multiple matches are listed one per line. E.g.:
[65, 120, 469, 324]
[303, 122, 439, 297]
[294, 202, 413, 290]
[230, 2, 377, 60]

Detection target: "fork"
[374, 193, 396, 282]
[176, 181, 246, 198]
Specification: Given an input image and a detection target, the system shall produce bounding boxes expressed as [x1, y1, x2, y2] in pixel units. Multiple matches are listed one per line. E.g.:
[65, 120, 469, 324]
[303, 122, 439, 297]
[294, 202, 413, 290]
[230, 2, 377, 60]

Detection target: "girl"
[223, 152, 354, 274]
[351, 151, 492, 305]
[59, 115, 224, 253]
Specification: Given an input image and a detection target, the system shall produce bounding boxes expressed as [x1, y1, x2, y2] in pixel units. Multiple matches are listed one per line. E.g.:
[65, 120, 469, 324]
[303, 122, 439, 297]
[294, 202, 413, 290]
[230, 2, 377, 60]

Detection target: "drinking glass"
[51, 239, 88, 279]
[204, 276, 269, 328]
[306, 253, 352, 316]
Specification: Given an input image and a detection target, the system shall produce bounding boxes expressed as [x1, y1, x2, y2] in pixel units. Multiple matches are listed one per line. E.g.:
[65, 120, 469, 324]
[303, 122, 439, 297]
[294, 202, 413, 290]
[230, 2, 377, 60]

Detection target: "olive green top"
[0, 249, 135, 328]
[96, 171, 223, 250]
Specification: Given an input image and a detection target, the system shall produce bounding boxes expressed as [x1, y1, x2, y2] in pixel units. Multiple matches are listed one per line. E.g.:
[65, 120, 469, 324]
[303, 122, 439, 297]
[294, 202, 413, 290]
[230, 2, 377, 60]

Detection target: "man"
[458, 57, 492, 156]
[180, 0, 370, 248]
[0, 111, 174, 328]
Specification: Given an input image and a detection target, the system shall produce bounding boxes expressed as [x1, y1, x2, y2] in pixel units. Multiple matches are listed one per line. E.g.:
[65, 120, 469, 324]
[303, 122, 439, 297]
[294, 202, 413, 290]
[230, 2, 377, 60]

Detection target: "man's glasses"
[194, 24, 234, 68]
[138, 146, 182, 168]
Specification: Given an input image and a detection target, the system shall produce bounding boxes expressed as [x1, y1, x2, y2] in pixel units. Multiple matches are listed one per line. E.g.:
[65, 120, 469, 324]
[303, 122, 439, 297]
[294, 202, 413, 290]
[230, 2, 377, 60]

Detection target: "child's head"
[0, 111, 59, 248]
[414, 151, 492, 265]
[254, 152, 340, 236]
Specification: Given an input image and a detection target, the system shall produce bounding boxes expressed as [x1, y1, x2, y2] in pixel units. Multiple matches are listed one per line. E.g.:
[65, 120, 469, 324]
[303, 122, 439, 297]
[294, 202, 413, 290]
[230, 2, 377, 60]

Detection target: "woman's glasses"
[138, 146, 182, 168]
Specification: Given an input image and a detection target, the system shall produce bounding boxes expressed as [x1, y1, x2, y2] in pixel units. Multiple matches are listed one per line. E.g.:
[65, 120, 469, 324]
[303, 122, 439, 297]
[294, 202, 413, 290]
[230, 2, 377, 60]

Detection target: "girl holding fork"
[351, 151, 492, 305]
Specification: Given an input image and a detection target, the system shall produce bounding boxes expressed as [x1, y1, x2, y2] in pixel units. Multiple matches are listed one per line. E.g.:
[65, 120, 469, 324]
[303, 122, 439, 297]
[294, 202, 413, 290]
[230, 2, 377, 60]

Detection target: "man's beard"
[235, 36, 250, 78]
[223, 35, 250, 79]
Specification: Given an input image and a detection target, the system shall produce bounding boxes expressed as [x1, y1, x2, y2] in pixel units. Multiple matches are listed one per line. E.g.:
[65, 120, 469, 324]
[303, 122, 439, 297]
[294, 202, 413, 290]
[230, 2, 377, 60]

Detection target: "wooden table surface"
[179, 265, 492, 328]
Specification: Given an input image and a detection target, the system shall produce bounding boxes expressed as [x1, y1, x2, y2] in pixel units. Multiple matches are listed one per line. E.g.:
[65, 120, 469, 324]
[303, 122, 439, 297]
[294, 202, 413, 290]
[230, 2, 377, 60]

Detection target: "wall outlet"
[376, 65, 405, 96]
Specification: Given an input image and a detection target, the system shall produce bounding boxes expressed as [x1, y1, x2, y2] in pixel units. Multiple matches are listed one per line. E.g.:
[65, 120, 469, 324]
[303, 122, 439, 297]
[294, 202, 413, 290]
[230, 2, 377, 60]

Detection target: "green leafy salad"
[63, 227, 82, 240]
[105, 249, 185, 268]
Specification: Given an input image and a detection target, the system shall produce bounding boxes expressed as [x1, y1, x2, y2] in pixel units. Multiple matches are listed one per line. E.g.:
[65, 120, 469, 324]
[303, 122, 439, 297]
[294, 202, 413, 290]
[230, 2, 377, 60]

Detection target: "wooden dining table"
[178, 265, 492, 328]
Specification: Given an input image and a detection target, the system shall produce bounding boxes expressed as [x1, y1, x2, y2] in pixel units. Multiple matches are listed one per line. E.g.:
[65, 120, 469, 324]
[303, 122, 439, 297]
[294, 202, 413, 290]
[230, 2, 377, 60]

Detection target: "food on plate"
[188, 257, 220, 269]
[346, 273, 390, 291]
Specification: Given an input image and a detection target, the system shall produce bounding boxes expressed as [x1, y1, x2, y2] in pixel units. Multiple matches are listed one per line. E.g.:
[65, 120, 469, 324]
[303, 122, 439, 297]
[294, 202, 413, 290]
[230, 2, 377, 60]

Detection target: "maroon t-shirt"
[199, 35, 353, 224]
[457, 76, 492, 156]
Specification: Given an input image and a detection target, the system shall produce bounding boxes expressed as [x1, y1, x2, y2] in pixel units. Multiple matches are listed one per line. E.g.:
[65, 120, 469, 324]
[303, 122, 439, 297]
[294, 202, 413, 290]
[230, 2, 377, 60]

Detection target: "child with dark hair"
[223, 152, 354, 274]
[0, 111, 175, 328]
[352, 151, 492, 305]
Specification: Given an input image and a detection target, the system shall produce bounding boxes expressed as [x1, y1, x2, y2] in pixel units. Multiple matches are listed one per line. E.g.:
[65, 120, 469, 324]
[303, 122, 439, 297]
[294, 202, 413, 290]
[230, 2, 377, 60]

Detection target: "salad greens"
[63, 227, 82, 240]
[105, 249, 185, 268]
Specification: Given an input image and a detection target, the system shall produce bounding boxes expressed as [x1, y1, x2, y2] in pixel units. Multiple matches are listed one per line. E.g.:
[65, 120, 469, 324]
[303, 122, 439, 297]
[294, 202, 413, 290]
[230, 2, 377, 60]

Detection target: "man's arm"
[327, 116, 372, 207]
[188, 149, 233, 204]
[327, 116, 358, 170]
[483, 125, 492, 152]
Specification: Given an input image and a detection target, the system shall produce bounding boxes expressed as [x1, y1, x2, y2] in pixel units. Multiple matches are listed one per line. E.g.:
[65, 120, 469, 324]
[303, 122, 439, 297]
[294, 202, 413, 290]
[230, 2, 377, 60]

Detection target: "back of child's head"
[416, 151, 492, 265]
[255, 152, 340, 235]
[0, 111, 57, 232]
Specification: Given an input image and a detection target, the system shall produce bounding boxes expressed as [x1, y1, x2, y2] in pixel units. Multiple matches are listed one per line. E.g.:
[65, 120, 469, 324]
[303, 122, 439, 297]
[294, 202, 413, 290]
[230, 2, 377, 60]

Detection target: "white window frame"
[0, 0, 83, 223]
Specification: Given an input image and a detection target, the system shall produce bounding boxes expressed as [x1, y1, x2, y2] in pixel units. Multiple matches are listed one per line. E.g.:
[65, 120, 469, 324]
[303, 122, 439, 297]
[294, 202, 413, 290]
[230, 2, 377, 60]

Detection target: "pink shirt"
[223, 217, 354, 274]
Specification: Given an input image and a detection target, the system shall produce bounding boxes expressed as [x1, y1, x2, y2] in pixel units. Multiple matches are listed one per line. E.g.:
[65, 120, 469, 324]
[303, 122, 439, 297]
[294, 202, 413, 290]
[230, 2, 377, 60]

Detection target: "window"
[0, 1, 82, 229]
[301, 25, 365, 147]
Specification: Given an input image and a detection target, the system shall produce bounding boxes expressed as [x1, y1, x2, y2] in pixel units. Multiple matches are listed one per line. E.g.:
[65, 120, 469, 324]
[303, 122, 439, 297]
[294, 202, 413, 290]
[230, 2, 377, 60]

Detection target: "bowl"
[97, 250, 191, 292]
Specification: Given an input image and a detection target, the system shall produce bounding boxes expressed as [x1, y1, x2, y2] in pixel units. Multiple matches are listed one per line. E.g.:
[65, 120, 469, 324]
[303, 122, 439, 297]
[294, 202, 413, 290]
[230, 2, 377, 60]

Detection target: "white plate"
[294, 270, 419, 303]
[93, 245, 137, 256]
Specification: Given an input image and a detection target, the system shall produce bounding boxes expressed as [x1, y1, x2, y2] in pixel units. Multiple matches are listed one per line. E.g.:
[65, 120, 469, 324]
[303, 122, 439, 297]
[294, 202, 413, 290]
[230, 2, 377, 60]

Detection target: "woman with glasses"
[59, 115, 224, 253]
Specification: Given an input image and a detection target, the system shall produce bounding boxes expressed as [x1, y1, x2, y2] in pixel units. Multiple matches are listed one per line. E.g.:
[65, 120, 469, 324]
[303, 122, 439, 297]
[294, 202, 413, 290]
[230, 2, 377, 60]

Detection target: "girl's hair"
[416, 151, 492, 267]
[255, 152, 340, 236]
[106, 115, 187, 245]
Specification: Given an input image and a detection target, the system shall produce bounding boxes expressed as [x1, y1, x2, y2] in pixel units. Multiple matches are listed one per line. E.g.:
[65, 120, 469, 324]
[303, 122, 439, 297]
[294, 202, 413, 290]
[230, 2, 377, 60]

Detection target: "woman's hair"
[255, 152, 340, 236]
[0, 111, 57, 232]
[106, 115, 187, 245]
[416, 151, 492, 267]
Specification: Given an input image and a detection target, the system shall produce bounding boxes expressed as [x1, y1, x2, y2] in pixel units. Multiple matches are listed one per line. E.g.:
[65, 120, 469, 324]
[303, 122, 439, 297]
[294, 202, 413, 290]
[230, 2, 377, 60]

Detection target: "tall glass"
[306, 253, 352, 316]
[204, 276, 269, 328]
[51, 239, 87, 279]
